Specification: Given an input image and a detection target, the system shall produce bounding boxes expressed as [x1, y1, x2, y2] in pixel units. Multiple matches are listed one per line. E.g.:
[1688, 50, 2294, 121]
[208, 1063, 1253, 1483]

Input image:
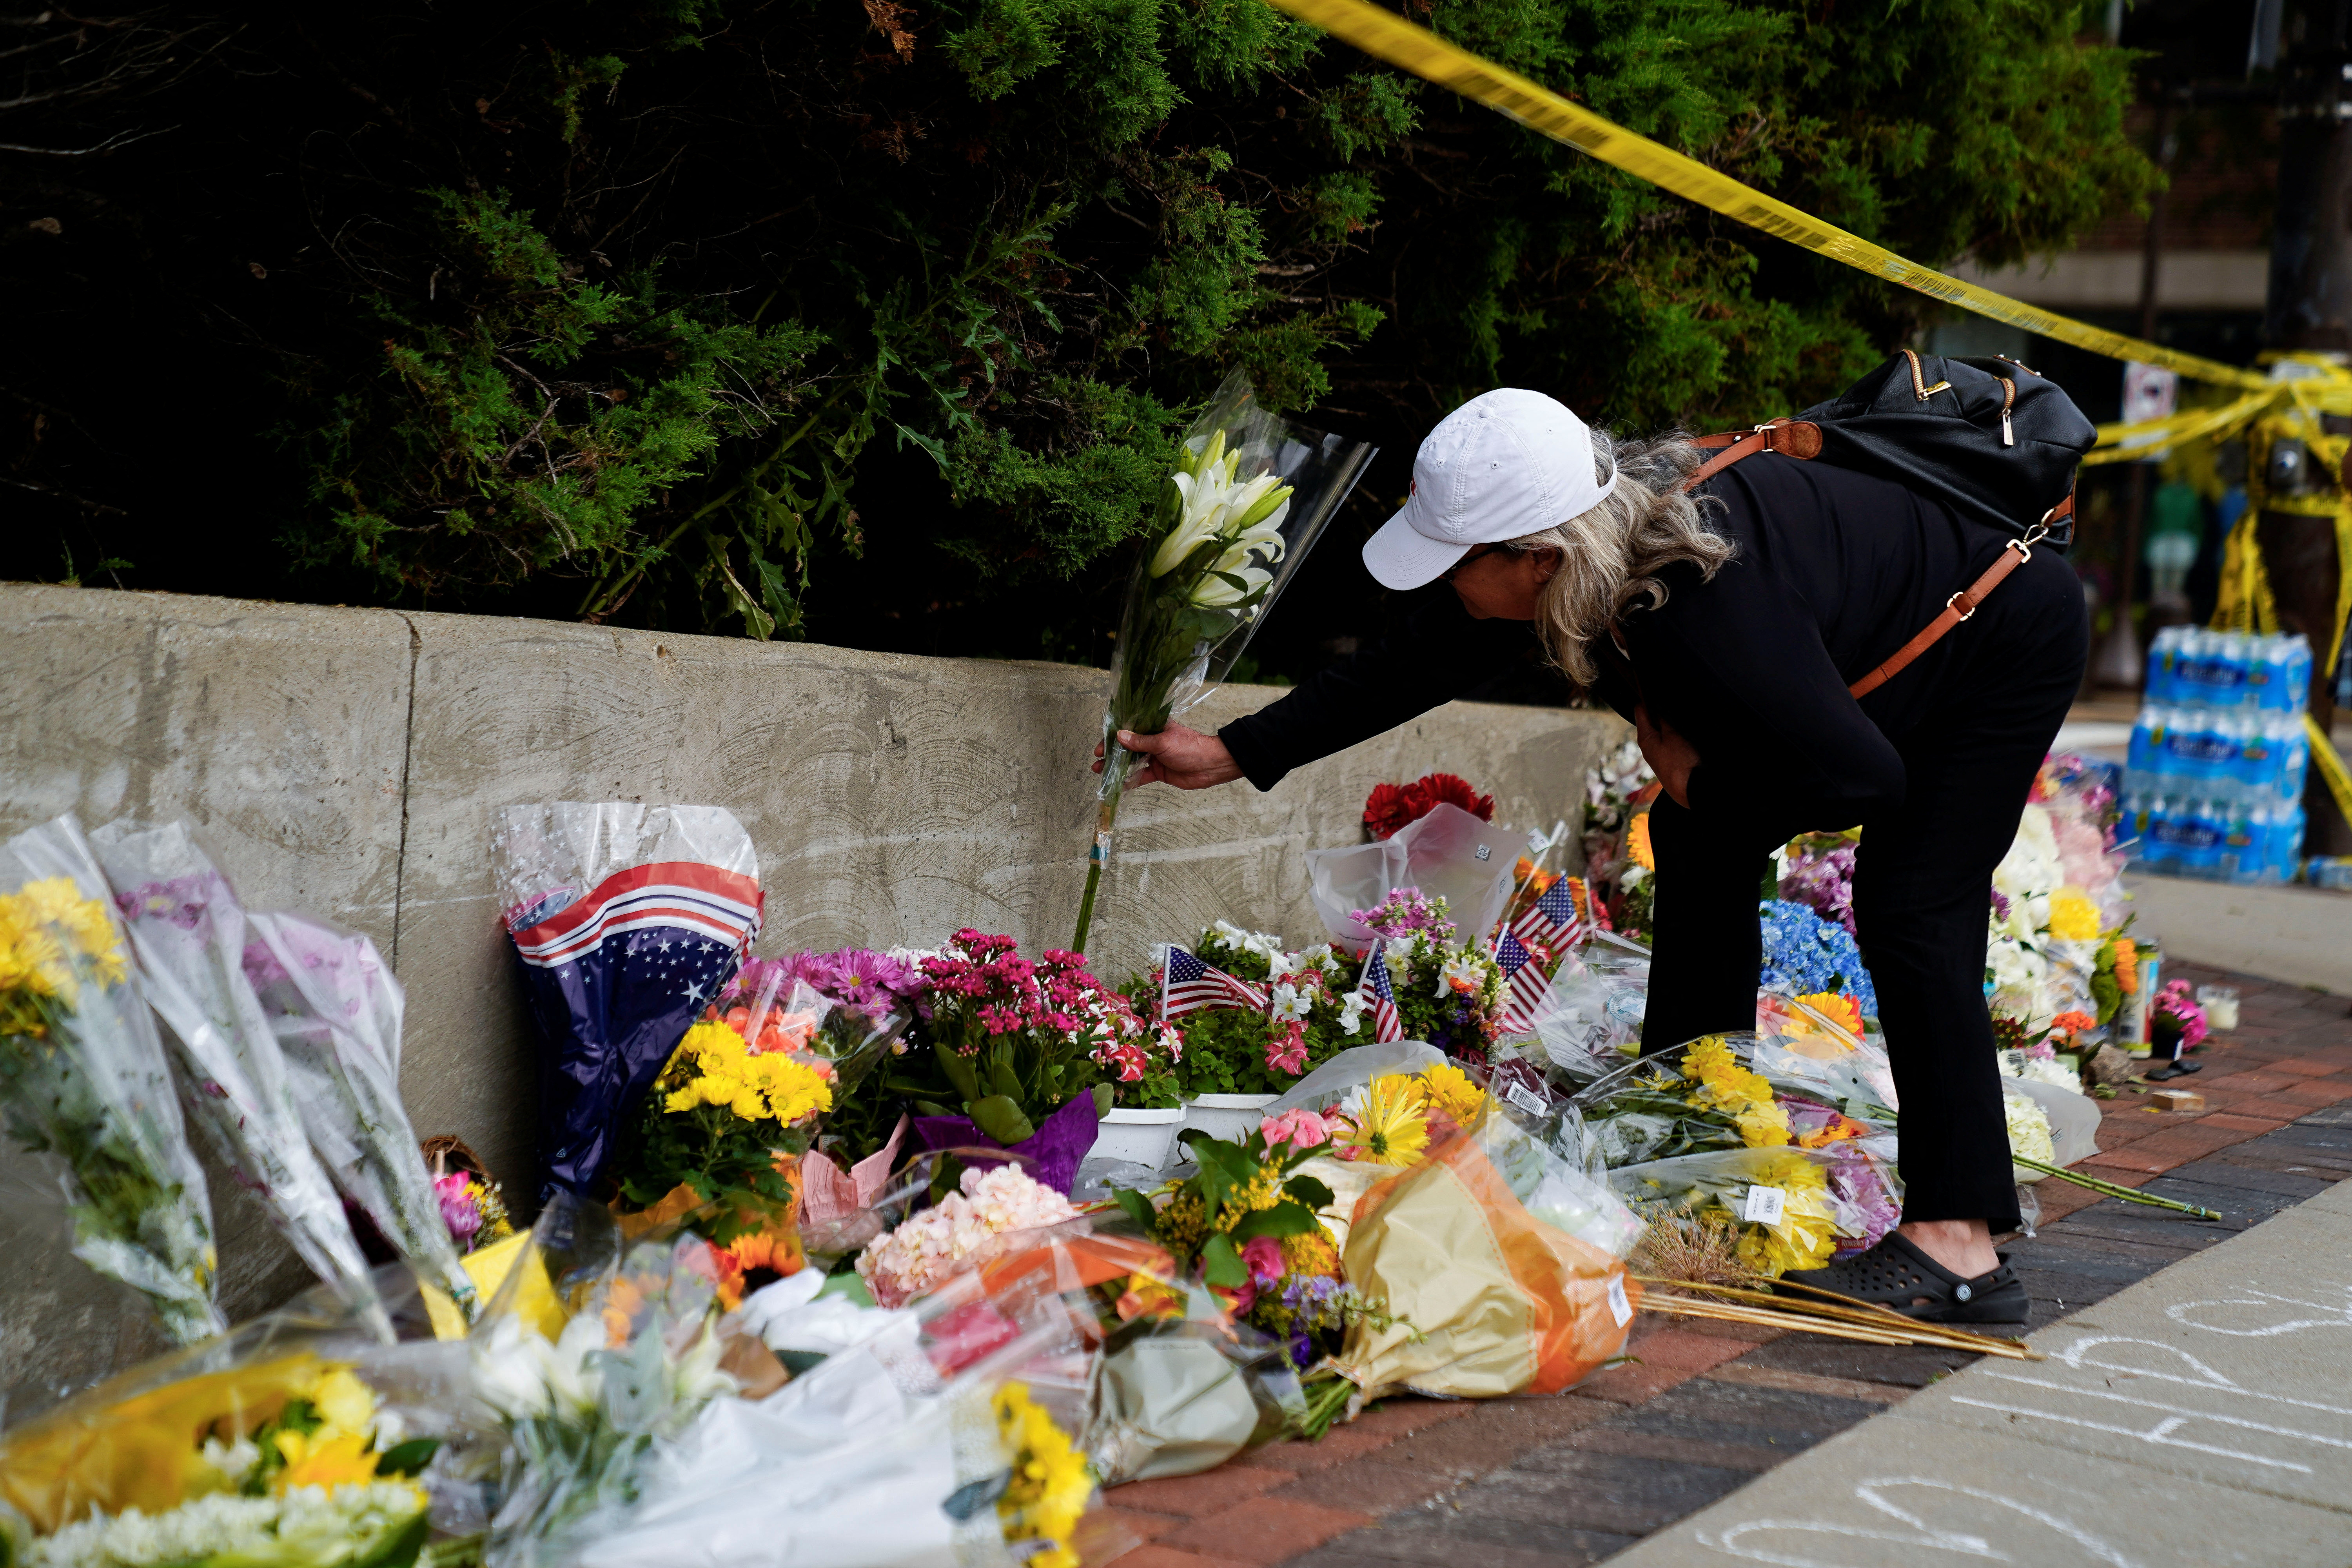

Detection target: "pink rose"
[1241, 1234, 1286, 1284]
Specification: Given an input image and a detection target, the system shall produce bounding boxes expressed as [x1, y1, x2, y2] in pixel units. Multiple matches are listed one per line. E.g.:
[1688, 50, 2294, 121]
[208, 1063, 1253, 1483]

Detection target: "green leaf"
[1091, 1082, 1113, 1117]
[1284, 1174, 1334, 1210]
[969, 1094, 1036, 1145]
[989, 1051, 1023, 1101]
[1201, 1231, 1248, 1288]
[1110, 1187, 1157, 1232]
[1229, 1200, 1318, 1241]
[375, 1437, 442, 1478]
[935, 1038, 983, 1105]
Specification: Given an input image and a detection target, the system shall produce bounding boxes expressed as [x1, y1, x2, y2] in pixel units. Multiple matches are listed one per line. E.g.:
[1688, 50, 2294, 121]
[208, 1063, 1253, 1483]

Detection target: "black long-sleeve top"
[1219, 452, 2040, 826]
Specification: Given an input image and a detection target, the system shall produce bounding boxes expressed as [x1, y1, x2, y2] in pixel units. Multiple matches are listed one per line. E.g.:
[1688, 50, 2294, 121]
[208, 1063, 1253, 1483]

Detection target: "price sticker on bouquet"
[1505, 1079, 1549, 1118]
[1606, 1272, 1633, 1327]
[1743, 1185, 1786, 1225]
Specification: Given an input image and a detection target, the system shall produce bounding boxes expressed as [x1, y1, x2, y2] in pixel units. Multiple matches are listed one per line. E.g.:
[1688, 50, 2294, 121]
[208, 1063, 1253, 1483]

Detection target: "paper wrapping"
[1087, 1325, 1274, 1484]
[1336, 1132, 1635, 1401]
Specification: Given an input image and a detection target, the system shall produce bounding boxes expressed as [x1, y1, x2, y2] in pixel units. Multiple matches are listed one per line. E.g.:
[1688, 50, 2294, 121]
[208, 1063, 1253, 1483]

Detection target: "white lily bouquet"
[1076, 371, 1375, 949]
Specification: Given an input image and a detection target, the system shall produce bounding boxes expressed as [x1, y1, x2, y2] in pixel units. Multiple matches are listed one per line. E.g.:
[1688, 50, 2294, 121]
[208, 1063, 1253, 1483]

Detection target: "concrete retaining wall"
[0, 583, 1626, 1394]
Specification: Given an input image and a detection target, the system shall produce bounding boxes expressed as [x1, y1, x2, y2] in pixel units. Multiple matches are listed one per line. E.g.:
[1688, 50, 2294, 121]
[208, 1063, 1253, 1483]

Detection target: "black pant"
[1638, 555, 2089, 1232]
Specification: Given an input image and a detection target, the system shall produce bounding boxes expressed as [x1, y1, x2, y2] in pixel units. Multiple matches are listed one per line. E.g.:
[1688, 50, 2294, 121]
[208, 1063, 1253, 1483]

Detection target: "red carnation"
[1362, 771, 1495, 841]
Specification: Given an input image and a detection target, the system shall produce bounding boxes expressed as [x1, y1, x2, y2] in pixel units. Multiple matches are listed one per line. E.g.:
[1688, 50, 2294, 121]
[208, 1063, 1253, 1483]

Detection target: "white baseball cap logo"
[1361, 388, 1615, 590]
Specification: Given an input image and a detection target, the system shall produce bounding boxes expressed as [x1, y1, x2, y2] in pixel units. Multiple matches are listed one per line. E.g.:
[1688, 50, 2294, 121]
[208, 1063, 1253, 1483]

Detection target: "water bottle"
[2171, 708, 2222, 792]
[2216, 630, 2252, 708]
[2277, 717, 2311, 806]
[2245, 803, 2279, 883]
[2154, 799, 2183, 869]
[2283, 633, 2314, 715]
[2127, 706, 2162, 794]
[2273, 805, 2308, 881]
[2218, 799, 2259, 882]
[2238, 712, 2278, 807]
[2173, 799, 2211, 884]
[2146, 626, 2183, 704]
[2245, 633, 2279, 710]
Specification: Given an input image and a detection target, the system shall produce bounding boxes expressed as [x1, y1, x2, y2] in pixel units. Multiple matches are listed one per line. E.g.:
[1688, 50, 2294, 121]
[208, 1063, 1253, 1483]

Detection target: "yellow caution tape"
[2308, 713, 2352, 829]
[2083, 387, 2285, 467]
[1262, 0, 2270, 391]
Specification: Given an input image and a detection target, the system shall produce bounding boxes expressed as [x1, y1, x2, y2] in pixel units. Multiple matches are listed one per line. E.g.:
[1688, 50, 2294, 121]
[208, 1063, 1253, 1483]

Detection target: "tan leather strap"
[1675, 414, 2068, 701]
[1681, 417, 1824, 492]
[1847, 538, 2032, 698]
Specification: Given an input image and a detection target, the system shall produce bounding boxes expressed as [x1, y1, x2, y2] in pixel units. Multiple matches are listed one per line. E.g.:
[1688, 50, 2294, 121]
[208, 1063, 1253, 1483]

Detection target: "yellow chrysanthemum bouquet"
[1572, 1034, 1903, 1276]
[610, 980, 837, 1268]
[0, 816, 225, 1345]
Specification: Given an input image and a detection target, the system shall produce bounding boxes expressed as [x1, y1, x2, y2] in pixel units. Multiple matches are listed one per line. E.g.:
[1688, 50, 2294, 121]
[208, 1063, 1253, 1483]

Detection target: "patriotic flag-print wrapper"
[490, 804, 763, 1200]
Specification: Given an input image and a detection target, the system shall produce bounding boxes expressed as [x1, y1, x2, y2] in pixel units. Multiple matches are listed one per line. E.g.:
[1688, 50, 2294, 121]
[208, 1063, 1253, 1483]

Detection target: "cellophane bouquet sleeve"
[90, 820, 387, 1333]
[1078, 372, 1375, 946]
[0, 1260, 487, 1565]
[242, 909, 476, 1318]
[489, 803, 763, 1200]
[0, 813, 224, 1345]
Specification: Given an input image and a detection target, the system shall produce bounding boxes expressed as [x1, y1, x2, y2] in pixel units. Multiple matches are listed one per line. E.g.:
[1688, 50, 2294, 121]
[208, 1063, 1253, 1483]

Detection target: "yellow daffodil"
[1682, 1037, 1791, 1148]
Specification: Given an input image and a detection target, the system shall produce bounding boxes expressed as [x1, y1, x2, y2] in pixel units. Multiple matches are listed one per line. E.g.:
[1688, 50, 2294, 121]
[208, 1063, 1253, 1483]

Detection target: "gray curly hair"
[1497, 430, 1735, 688]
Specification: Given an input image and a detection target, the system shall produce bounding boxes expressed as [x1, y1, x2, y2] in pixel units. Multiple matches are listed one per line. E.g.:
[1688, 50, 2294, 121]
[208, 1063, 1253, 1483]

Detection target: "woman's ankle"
[1897, 1218, 2001, 1277]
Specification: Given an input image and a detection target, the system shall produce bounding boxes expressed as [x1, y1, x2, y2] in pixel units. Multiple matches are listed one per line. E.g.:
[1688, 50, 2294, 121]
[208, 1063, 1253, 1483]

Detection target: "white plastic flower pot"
[1089, 1107, 1187, 1171]
[1180, 1093, 1279, 1146]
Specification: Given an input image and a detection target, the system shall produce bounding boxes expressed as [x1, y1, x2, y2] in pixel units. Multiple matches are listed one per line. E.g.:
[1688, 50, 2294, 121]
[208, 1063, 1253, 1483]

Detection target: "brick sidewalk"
[1102, 960, 2352, 1568]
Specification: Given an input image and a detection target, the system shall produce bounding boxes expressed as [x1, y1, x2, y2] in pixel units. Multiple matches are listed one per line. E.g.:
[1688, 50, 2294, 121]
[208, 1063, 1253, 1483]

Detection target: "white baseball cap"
[1361, 388, 1617, 590]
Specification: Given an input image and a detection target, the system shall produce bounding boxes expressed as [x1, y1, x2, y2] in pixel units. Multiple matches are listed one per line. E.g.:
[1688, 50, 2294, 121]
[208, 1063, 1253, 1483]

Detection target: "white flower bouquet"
[90, 821, 387, 1334]
[1076, 371, 1375, 949]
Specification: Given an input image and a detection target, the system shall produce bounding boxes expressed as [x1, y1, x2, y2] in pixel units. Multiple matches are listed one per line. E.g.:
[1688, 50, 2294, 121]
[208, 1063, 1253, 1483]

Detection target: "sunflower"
[1336, 1076, 1430, 1166]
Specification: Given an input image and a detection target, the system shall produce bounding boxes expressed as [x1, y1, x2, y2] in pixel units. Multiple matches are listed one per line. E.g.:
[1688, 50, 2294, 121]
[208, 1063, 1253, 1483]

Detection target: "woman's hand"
[1635, 703, 1698, 809]
[1091, 724, 1243, 791]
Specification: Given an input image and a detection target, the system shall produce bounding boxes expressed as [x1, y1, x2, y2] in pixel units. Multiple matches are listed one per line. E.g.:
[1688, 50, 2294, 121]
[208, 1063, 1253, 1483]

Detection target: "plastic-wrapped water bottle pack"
[2123, 628, 2312, 884]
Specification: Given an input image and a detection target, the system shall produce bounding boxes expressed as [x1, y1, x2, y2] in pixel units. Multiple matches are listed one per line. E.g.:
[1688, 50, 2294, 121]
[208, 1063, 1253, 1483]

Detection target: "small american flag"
[1361, 946, 1405, 1044]
[1494, 930, 1553, 1036]
[1508, 874, 1587, 966]
[1162, 947, 1269, 1018]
